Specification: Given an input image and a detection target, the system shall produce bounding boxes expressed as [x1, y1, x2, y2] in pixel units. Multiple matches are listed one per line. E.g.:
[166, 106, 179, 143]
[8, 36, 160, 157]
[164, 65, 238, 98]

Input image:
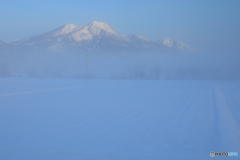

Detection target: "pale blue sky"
[0, 0, 240, 51]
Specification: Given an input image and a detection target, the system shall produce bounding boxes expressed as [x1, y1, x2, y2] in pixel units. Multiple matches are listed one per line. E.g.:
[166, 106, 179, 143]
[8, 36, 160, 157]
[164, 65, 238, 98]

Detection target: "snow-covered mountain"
[155, 38, 194, 51]
[10, 21, 194, 53]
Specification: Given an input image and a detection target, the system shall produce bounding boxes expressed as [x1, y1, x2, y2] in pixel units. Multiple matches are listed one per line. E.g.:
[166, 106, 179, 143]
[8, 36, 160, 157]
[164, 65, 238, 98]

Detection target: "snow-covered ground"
[0, 78, 239, 160]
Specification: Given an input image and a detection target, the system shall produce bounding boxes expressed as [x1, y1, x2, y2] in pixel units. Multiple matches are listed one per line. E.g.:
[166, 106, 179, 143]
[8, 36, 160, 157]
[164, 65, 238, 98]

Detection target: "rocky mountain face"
[9, 21, 194, 53]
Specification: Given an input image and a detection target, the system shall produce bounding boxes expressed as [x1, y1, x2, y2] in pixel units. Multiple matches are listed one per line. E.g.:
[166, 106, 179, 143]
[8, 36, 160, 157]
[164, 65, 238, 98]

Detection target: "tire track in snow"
[213, 87, 240, 150]
[64, 85, 161, 135]
[229, 90, 240, 123]
[111, 88, 175, 126]
[84, 85, 179, 140]
[159, 89, 201, 150]
[88, 86, 198, 149]
[170, 90, 200, 125]
[132, 89, 197, 130]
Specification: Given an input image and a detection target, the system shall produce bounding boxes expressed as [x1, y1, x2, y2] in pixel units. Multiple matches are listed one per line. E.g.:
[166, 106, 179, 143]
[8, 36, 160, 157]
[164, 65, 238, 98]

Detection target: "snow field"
[0, 79, 239, 160]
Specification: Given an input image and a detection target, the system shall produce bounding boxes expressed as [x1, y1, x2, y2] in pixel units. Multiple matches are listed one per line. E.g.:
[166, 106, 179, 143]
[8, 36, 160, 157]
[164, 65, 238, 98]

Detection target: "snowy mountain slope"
[155, 38, 195, 51]
[71, 21, 118, 42]
[11, 24, 79, 49]
[10, 21, 194, 53]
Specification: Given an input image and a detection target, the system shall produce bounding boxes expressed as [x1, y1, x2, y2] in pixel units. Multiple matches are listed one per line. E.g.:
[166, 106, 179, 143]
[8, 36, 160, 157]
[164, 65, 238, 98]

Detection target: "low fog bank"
[0, 50, 239, 80]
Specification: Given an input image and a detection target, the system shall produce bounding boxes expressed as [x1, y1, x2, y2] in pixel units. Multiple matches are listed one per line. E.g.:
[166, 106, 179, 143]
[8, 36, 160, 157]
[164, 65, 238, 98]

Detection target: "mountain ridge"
[9, 21, 194, 53]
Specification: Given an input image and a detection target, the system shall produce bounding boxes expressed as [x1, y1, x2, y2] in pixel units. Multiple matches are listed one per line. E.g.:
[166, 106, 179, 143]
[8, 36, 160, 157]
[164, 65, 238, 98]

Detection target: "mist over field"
[0, 49, 239, 80]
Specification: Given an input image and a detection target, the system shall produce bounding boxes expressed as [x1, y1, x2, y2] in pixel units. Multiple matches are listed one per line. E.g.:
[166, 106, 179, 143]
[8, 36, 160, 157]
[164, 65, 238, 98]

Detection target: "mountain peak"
[64, 23, 77, 29]
[156, 38, 194, 51]
[87, 21, 116, 34]
[53, 23, 77, 36]
[88, 21, 107, 27]
[162, 38, 177, 48]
